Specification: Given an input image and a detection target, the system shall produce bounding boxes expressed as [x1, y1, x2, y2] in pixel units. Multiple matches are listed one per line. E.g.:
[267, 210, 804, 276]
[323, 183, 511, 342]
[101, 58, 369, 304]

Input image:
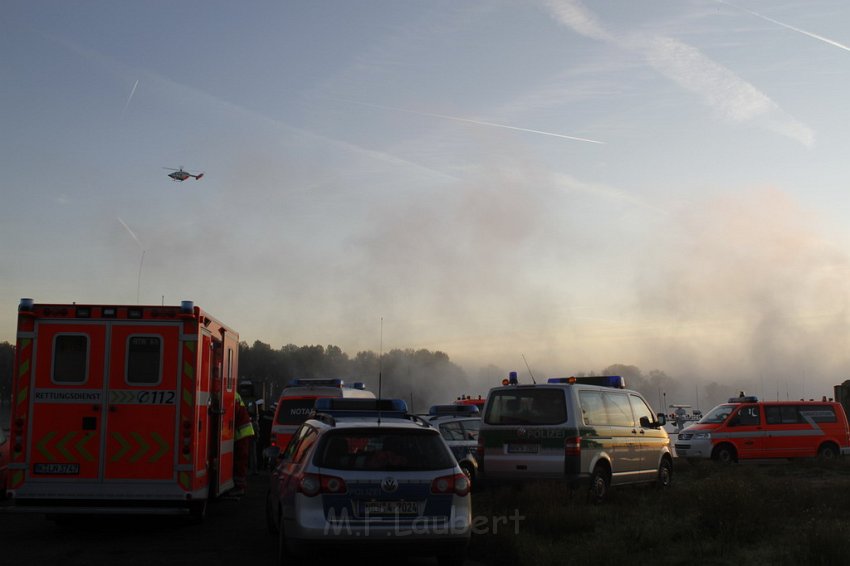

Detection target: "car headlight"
[692, 432, 711, 440]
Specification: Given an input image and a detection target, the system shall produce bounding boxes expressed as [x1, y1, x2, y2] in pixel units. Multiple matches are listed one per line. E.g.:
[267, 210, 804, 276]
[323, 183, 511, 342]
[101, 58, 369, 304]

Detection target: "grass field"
[468, 458, 850, 565]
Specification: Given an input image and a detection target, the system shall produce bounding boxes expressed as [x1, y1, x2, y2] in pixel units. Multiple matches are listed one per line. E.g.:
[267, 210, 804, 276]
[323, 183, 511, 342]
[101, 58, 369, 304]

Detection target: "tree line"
[0, 339, 735, 415]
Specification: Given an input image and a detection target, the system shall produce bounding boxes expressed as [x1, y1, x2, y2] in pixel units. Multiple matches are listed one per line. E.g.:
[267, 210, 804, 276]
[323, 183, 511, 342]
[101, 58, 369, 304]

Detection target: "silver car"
[266, 399, 471, 566]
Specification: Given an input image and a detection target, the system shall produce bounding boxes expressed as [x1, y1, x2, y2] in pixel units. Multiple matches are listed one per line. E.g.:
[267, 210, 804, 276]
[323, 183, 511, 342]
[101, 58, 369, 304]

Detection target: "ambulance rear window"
[127, 336, 162, 385]
[53, 334, 88, 384]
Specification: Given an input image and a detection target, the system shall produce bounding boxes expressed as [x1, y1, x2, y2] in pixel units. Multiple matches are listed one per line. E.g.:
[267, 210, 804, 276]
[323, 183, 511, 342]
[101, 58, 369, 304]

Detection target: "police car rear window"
[314, 430, 455, 471]
[276, 398, 318, 425]
[484, 389, 567, 425]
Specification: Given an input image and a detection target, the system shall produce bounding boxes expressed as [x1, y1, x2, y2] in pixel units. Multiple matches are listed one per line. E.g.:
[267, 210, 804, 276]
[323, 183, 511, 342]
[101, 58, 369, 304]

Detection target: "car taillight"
[431, 473, 470, 497]
[297, 473, 347, 497]
[565, 436, 581, 457]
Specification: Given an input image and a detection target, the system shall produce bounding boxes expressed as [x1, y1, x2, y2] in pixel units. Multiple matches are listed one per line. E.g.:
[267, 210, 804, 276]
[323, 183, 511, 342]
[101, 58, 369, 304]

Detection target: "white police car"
[266, 398, 471, 565]
[426, 405, 481, 485]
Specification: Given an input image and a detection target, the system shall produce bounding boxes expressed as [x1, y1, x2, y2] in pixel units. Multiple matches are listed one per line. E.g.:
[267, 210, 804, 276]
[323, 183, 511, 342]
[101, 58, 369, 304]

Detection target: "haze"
[3, 1, 850, 406]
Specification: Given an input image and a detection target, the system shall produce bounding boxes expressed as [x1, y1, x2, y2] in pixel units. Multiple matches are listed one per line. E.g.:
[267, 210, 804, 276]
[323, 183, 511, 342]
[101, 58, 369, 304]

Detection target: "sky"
[3, 0, 850, 405]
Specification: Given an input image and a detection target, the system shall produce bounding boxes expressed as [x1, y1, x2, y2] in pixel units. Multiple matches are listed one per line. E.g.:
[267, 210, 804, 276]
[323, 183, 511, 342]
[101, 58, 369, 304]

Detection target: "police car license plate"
[364, 501, 419, 515]
[508, 444, 539, 454]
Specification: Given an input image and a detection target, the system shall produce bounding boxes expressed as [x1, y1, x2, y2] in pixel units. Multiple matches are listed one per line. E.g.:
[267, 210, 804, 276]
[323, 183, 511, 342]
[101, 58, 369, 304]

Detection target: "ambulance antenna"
[522, 353, 537, 384]
[136, 250, 145, 304]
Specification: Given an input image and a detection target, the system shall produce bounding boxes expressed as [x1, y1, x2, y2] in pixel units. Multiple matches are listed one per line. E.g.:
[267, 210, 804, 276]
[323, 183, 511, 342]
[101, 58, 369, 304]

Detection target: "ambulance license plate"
[364, 501, 419, 515]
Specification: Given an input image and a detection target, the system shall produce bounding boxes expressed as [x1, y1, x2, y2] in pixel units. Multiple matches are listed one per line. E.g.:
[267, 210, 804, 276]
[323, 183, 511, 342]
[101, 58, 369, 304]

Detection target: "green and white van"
[477, 374, 672, 500]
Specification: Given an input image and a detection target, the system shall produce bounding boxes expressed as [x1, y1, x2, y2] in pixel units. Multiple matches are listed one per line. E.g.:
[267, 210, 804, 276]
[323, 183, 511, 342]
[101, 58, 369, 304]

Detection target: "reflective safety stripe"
[236, 422, 255, 440]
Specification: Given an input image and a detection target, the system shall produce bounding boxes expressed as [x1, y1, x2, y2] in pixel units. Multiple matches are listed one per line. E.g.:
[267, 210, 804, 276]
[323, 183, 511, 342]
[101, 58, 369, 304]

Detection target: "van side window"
[765, 405, 800, 424]
[579, 391, 605, 425]
[604, 393, 634, 427]
[630, 394, 655, 426]
[800, 406, 836, 423]
[53, 334, 89, 384]
[733, 405, 760, 426]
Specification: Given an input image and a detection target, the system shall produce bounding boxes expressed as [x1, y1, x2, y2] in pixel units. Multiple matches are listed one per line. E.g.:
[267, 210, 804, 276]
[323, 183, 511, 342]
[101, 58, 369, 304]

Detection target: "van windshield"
[275, 397, 318, 425]
[698, 404, 735, 424]
[484, 388, 567, 425]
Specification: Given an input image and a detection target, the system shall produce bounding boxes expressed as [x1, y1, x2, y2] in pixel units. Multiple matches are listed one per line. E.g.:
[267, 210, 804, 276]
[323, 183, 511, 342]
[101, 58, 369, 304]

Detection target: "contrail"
[122, 79, 139, 116]
[716, 0, 850, 53]
[337, 98, 605, 144]
[117, 216, 143, 249]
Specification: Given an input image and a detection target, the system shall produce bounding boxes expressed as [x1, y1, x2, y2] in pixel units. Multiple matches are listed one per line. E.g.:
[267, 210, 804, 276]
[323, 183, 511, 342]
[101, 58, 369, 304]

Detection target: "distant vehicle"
[266, 398, 470, 565]
[269, 378, 374, 453]
[3, 298, 240, 518]
[675, 395, 850, 463]
[164, 167, 204, 181]
[478, 372, 672, 501]
[426, 405, 481, 484]
[454, 395, 485, 411]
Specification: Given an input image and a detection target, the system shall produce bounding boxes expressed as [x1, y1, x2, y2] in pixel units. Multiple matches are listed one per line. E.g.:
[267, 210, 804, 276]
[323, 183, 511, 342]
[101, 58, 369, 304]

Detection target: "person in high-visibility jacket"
[232, 392, 255, 496]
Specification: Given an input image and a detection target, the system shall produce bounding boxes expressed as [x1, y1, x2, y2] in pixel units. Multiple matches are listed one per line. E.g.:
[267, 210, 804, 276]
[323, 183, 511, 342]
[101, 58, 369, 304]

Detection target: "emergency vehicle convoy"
[675, 394, 850, 462]
[269, 378, 374, 452]
[3, 299, 241, 517]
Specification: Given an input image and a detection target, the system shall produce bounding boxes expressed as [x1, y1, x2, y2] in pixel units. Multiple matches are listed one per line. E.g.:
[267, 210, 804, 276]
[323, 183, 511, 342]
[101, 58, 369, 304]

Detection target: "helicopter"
[164, 167, 204, 182]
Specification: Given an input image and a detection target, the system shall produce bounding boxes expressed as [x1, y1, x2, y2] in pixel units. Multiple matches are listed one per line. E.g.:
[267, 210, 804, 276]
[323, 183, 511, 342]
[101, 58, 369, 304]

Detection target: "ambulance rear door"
[29, 321, 108, 483]
[103, 322, 181, 483]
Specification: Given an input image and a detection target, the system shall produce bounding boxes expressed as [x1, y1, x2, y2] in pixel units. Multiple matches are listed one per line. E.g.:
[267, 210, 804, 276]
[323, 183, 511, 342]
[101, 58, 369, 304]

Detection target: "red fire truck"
[3, 299, 240, 518]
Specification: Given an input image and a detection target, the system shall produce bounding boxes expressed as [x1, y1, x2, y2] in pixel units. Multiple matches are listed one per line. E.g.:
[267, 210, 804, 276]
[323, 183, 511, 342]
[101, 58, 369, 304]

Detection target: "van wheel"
[656, 457, 673, 488]
[818, 443, 839, 461]
[712, 444, 736, 464]
[588, 465, 610, 503]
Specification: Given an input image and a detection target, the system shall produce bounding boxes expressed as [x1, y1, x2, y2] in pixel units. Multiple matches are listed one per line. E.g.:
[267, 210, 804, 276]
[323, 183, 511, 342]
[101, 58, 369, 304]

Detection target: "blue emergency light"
[287, 378, 344, 388]
[546, 376, 626, 389]
[314, 397, 408, 415]
[428, 404, 480, 416]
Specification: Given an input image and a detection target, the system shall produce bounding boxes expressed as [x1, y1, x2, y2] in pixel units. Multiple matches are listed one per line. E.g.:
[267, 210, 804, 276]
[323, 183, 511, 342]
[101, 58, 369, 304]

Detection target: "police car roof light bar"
[546, 376, 626, 389]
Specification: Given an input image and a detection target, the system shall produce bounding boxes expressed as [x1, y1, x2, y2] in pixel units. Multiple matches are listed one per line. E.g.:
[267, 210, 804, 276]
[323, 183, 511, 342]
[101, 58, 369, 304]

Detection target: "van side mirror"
[656, 413, 667, 426]
[641, 415, 661, 429]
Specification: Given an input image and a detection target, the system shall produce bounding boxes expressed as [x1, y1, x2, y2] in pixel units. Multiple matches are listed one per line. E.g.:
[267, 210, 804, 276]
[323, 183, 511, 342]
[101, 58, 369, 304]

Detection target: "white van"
[478, 374, 672, 500]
